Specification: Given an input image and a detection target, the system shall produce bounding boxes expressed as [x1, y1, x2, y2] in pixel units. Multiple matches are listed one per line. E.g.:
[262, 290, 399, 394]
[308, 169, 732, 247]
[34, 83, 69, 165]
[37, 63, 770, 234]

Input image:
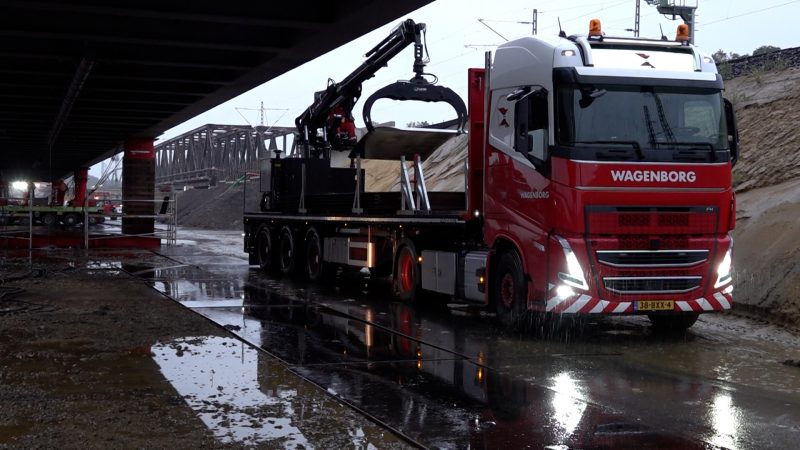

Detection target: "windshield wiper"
[573, 140, 644, 159]
[654, 141, 718, 162]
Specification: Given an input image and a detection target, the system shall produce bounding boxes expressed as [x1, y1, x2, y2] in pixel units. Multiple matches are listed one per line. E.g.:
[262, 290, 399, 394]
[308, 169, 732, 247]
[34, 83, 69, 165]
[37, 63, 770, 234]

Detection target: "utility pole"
[626, 0, 641, 37]
[532, 9, 538, 35]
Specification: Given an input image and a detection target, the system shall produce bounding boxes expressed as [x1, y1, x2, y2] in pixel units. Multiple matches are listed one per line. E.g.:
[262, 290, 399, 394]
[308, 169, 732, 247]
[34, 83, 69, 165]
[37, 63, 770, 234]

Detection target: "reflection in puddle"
[550, 372, 587, 442]
[153, 336, 310, 447]
[709, 392, 742, 450]
[152, 335, 402, 448]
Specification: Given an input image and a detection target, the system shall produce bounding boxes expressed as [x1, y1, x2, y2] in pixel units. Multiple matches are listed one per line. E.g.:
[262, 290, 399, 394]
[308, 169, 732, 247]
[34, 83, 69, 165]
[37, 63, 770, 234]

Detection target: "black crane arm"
[294, 19, 426, 155]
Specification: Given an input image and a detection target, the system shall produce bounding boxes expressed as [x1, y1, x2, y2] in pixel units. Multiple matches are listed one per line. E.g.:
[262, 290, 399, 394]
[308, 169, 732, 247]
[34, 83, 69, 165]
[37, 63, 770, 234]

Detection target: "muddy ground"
[0, 251, 409, 449]
[0, 253, 222, 448]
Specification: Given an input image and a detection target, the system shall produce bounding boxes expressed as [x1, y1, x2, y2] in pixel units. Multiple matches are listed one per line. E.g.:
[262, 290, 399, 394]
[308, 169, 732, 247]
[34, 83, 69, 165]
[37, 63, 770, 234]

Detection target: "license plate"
[637, 300, 674, 311]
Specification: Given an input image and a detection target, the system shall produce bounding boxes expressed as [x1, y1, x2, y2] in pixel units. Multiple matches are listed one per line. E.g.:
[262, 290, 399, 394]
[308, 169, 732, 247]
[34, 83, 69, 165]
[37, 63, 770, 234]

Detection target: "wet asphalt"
[130, 230, 800, 449]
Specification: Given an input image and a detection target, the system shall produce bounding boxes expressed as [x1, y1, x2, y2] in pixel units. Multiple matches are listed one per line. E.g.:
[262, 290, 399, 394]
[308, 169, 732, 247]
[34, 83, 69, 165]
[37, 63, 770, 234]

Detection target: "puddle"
[127, 242, 800, 449]
[152, 335, 409, 448]
[219, 288, 707, 449]
[150, 279, 246, 306]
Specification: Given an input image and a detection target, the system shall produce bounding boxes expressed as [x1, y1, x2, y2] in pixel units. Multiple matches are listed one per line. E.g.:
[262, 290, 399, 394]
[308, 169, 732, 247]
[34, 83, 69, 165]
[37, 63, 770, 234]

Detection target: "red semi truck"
[244, 20, 738, 330]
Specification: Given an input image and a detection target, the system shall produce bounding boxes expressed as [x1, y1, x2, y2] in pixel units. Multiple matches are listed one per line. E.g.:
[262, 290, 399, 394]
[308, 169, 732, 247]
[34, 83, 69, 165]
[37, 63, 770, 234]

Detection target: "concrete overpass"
[0, 0, 432, 237]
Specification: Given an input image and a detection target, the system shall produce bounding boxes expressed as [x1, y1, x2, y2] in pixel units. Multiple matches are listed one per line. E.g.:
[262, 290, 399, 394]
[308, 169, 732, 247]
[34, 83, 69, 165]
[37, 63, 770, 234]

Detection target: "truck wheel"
[395, 239, 420, 302]
[278, 226, 297, 275]
[88, 216, 98, 225]
[305, 227, 330, 282]
[63, 213, 78, 226]
[648, 313, 699, 332]
[42, 214, 57, 226]
[0, 216, 8, 226]
[256, 227, 276, 273]
[494, 250, 529, 330]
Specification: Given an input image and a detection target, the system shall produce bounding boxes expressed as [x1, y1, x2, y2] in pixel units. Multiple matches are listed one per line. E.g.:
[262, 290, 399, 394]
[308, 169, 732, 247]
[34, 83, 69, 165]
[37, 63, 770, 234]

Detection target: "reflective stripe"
[564, 295, 592, 313]
[697, 298, 714, 311]
[613, 302, 630, 313]
[714, 292, 731, 309]
[589, 300, 607, 314]
[676, 301, 693, 312]
[546, 296, 564, 311]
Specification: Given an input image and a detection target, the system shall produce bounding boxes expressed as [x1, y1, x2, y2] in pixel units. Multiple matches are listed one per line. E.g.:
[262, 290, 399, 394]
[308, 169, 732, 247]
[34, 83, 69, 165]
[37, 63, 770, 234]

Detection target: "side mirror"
[578, 87, 607, 109]
[723, 98, 739, 167]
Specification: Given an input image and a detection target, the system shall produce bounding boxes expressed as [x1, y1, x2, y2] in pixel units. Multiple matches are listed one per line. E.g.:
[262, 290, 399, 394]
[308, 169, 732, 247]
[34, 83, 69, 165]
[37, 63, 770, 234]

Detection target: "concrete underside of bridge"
[0, 0, 433, 247]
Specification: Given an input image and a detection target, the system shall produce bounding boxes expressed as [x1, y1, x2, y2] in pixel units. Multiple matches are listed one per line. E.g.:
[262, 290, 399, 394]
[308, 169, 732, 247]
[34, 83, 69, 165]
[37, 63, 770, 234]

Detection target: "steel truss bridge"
[155, 124, 296, 186]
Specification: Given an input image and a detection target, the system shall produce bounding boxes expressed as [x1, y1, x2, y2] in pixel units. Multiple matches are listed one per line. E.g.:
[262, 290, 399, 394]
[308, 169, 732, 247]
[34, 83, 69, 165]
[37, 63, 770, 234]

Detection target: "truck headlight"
[556, 237, 589, 291]
[714, 243, 733, 289]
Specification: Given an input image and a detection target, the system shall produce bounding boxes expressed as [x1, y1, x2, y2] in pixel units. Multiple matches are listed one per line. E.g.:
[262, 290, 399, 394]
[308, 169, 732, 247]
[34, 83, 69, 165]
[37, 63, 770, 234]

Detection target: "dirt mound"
[723, 67, 800, 328]
[733, 178, 800, 328]
[175, 180, 262, 229]
[727, 67, 800, 192]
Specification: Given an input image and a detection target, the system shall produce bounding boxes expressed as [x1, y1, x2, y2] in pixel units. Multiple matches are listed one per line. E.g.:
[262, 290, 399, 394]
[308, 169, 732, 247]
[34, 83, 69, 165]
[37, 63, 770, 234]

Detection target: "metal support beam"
[154, 124, 296, 187]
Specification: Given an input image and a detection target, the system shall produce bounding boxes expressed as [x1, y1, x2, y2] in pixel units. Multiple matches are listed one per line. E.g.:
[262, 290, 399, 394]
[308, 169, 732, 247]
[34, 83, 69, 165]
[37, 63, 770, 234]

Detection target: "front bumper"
[540, 286, 732, 314]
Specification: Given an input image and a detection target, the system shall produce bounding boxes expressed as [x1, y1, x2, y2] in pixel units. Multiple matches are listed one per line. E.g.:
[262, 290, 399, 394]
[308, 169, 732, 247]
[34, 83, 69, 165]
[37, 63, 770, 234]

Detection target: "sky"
[90, 0, 800, 175]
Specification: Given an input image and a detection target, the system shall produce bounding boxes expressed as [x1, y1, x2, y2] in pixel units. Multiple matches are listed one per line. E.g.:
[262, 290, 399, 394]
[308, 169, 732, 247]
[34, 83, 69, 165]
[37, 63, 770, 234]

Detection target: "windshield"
[557, 85, 728, 156]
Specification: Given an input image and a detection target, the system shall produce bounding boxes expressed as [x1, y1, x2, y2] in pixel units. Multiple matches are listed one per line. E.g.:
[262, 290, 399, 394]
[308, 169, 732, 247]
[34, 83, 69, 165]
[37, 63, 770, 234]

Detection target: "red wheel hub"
[399, 250, 414, 293]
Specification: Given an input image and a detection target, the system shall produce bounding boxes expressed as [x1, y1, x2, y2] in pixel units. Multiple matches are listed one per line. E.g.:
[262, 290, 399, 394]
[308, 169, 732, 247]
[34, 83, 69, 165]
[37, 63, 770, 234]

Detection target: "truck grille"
[603, 277, 702, 294]
[596, 250, 708, 268]
[586, 206, 718, 235]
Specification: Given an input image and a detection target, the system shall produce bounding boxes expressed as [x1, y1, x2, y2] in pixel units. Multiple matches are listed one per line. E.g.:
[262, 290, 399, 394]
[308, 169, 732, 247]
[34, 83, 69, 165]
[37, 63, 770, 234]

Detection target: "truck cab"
[485, 23, 737, 329]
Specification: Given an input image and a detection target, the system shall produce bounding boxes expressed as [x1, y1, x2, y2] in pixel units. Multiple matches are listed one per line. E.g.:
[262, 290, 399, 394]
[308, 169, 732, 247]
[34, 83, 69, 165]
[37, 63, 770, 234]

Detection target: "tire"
[62, 213, 78, 226]
[395, 239, 420, 303]
[648, 313, 699, 332]
[278, 226, 297, 275]
[88, 216, 98, 225]
[42, 214, 57, 226]
[0, 216, 9, 226]
[304, 227, 330, 282]
[493, 250, 529, 330]
[256, 227, 276, 273]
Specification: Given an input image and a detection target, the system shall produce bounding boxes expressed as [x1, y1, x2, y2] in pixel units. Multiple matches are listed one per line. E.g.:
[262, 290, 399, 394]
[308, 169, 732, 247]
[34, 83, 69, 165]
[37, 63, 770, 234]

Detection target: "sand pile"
[733, 178, 800, 327]
[175, 180, 262, 229]
[355, 133, 469, 192]
[726, 67, 800, 192]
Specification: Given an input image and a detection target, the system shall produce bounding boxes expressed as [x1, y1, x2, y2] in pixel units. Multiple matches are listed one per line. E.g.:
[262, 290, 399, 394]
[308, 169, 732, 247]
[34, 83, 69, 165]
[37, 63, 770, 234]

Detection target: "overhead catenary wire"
[700, 0, 800, 27]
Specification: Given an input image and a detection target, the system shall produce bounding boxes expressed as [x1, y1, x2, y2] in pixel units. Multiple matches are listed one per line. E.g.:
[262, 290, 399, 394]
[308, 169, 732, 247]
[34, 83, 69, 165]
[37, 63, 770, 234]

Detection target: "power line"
[701, 0, 800, 27]
[477, 19, 509, 41]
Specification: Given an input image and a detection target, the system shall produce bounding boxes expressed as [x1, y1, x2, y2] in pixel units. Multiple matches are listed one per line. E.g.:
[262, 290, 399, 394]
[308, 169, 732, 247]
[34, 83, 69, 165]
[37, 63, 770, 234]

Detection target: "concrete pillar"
[73, 168, 89, 206]
[122, 137, 155, 236]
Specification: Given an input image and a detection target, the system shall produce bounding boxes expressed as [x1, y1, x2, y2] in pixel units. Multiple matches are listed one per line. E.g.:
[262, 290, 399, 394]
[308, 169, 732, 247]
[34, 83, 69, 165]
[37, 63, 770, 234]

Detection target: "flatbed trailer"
[244, 183, 479, 301]
[0, 204, 106, 226]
